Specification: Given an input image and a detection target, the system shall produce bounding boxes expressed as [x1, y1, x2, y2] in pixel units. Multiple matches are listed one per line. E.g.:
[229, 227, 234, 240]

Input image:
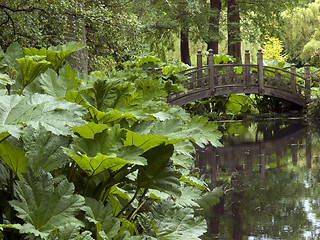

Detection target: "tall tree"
[207, 0, 222, 53]
[130, 0, 203, 65]
[227, 0, 241, 63]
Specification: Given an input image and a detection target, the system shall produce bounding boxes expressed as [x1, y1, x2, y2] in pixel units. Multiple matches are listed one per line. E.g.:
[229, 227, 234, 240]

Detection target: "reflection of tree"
[241, 169, 311, 239]
[211, 169, 312, 239]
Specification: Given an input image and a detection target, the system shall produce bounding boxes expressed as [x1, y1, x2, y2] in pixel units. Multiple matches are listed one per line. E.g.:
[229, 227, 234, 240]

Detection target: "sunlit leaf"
[64, 126, 146, 176]
[0, 140, 27, 180]
[16, 56, 51, 87]
[73, 122, 109, 139]
[25, 41, 86, 70]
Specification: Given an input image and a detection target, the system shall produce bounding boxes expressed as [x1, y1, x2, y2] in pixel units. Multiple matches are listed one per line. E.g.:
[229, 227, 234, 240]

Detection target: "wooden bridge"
[168, 49, 311, 109]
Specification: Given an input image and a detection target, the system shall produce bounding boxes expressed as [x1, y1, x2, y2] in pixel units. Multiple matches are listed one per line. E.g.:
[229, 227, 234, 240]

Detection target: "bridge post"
[257, 49, 264, 95]
[208, 49, 215, 94]
[290, 64, 296, 94]
[304, 63, 311, 103]
[197, 50, 203, 83]
[245, 50, 250, 84]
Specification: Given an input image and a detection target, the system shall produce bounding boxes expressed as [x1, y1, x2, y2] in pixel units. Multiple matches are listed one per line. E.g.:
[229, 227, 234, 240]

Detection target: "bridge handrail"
[263, 66, 307, 80]
[167, 49, 311, 107]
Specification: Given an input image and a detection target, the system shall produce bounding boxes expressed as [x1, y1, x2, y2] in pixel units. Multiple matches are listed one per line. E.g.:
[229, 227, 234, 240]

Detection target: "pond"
[197, 118, 320, 240]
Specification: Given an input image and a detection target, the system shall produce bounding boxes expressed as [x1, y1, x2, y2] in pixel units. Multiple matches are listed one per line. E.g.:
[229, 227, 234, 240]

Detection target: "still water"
[197, 119, 320, 240]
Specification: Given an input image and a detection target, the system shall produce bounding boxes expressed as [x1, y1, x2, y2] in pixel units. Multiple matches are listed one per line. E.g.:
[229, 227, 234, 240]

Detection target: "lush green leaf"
[38, 64, 80, 99]
[64, 126, 146, 176]
[175, 186, 201, 208]
[0, 94, 86, 136]
[22, 125, 70, 172]
[10, 169, 85, 238]
[0, 140, 27, 180]
[25, 42, 86, 71]
[16, 56, 51, 88]
[73, 122, 109, 139]
[196, 187, 223, 211]
[139, 200, 207, 240]
[138, 144, 181, 196]
[84, 197, 121, 240]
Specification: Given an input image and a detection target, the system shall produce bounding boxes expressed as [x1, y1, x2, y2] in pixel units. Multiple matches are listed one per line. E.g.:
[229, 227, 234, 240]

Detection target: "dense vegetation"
[0, 42, 224, 239]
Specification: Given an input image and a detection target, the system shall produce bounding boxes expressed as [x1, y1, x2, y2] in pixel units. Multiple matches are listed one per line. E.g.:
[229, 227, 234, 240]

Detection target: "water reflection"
[197, 119, 320, 240]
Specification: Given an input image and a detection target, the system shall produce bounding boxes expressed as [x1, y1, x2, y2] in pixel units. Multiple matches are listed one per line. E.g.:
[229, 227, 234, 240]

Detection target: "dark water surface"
[197, 119, 320, 240]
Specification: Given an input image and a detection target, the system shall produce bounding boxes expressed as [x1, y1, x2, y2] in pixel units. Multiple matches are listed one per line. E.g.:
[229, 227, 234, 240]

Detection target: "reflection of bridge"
[196, 122, 311, 188]
[168, 50, 311, 109]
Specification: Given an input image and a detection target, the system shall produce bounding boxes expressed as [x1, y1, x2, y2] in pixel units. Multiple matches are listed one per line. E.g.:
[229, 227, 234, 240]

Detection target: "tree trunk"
[207, 0, 221, 54]
[227, 0, 241, 63]
[66, 0, 88, 73]
[180, 28, 191, 65]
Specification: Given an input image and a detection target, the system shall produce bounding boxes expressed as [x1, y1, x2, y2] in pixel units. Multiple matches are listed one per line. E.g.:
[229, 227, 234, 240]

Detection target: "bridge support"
[208, 49, 215, 95]
[304, 63, 310, 104]
[257, 49, 264, 95]
[244, 50, 250, 84]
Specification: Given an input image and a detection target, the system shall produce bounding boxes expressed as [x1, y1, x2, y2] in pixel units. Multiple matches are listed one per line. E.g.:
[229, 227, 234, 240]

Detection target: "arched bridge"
[168, 50, 311, 109]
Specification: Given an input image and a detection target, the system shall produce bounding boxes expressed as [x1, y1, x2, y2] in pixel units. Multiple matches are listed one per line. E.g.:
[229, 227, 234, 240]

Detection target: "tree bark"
[66, 0, 88, 73]
[181, 28, 191, 65]
[227, 0, 241, 63]
[207, 0, 221, 54]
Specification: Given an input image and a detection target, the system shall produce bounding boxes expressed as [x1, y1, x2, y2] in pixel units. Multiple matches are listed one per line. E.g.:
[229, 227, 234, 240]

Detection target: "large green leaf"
[2, 42, 24, 74]
[0, 140, 27, 180]
[73, 122, 109, 139]
[64, 153, 130, 177]
[139, 200, 207, 240]
[16, 56, 51, 88]
[186, 116, 223, 148]
[9, 169, 85, 239]
[196, 187, 223, 211]
[64, 125, 146, 176]
[0, 94, 86, 136]
[0, 73, 14, 86]
[47, 224, 94, 240]
[89, 108, 138, 126]
[25, 41, 86, 71]
[22, 126, 70, 172]
[137, 144, 181, 196]
[124, 131, 172, 151]
[174, 186, 201, 208]
[84, 197, 121, 240]
[38, 64, 80, 99]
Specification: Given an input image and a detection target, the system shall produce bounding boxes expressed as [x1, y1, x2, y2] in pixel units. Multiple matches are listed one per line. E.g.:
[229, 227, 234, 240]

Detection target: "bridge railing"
[168, 49, 311, 107]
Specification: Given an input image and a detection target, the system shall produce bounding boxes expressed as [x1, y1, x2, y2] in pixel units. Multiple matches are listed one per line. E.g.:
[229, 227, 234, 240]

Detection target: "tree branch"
[0, 4, 48, 15]
[1, 9, 15, 37]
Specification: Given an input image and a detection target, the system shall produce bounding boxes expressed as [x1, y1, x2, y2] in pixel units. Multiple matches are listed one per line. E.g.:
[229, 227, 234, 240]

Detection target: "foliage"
[0, 43, 223, 239]
[262, 37, 288, 62]
[300, 39, 320, 63]
[0, 0, 143, 71]
[310, 47, 320, 67]
[282, 0, 320, 64]
[308, 97, 320, 121]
